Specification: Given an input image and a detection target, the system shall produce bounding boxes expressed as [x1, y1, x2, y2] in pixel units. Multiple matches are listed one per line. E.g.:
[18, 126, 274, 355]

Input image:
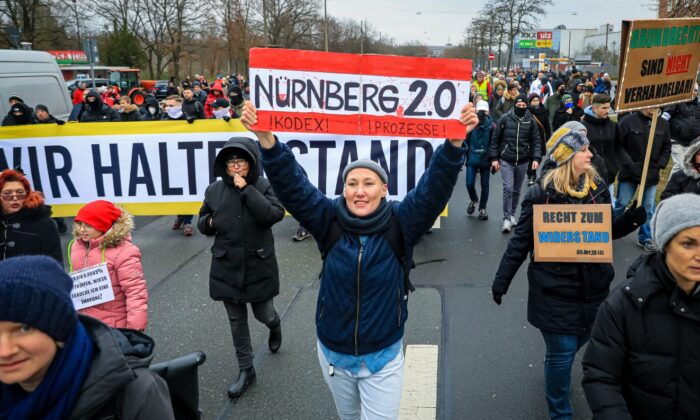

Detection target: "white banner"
[0, 121, 446, 216]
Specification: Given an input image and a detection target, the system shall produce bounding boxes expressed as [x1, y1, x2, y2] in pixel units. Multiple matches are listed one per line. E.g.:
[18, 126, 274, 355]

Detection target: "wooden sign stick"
[636, 108, 659, 207]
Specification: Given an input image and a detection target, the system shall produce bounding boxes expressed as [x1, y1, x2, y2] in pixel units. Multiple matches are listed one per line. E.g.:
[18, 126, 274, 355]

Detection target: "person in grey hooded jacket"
[660, 137, 700, 200]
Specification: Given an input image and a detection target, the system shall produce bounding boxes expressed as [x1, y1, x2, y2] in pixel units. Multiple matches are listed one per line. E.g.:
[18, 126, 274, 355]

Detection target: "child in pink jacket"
[69, 200, 148, 330]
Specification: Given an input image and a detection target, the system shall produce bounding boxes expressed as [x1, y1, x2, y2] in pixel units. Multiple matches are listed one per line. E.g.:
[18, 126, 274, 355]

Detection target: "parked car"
[0, 49, 72, 121]
[65, 78, 110, 93]
[154, 80, 168, 100]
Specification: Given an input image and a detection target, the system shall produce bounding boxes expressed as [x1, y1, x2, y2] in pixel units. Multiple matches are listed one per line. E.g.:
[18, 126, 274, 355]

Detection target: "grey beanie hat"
[342, 159, 388, 184]
[652, 193, 700, 251]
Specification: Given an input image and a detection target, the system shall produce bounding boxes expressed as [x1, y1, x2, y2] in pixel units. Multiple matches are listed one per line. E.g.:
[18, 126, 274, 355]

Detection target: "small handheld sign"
[533, 204, 613, 263]
[70, 262, 115, 310]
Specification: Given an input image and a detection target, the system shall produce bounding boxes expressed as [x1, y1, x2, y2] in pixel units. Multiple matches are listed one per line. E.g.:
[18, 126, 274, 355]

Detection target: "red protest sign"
[249, 48, 472, 139]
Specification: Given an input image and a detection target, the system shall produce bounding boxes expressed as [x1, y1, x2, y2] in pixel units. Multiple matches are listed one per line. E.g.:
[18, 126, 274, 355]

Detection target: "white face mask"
[166, 106, 183, 119]
[213, 107, 230, 119]
[148, 106, 157, 115]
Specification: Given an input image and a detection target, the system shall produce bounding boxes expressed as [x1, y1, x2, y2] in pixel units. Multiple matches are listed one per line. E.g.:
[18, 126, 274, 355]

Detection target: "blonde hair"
[541, 157, 599, 197]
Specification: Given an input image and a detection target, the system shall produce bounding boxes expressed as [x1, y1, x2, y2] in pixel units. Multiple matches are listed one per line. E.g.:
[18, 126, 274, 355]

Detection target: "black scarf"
[336, 197, 393, 235]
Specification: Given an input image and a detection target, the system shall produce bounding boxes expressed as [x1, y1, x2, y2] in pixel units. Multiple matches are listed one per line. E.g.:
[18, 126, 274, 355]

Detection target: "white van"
[0, 50, 73, 121]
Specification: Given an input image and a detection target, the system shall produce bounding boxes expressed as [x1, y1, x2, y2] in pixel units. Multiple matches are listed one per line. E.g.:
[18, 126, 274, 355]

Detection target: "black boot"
[268, 316, 282, 353]
[228, 367, 256, 398]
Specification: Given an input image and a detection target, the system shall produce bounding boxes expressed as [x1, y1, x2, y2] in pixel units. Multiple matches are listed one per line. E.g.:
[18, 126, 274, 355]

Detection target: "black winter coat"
[69, 316, 175, 419]
[529, 104, 551, 155]
[664, 99, 700, 146]
[1, 204, 62, 263]
[492, 181, 640, 334]
[552, 104, 584, 131]
[198, 137, 285, 303]
[182, 98, 206, 120]
[582, 113, 632, 184]
[582, 253, 700, 420]
[617, 112, 672, 185]
[119, 104, 144, 122]
[80, 91, 120, 123]
[660, 139, 700, 200]
[489, 109, 541, 165]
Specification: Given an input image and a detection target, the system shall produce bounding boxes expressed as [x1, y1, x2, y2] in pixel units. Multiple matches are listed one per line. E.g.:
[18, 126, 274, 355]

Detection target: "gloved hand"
[222, 116, 231, 122]
[186, 116, 196, 124]
[492, 289, 503, 305]
[623, 202, 647, 226]
[56, 120, 65, 126]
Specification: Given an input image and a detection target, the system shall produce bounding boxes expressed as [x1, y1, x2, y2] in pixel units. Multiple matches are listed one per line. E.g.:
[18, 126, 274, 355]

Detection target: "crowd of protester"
[1, 65, 700, 420]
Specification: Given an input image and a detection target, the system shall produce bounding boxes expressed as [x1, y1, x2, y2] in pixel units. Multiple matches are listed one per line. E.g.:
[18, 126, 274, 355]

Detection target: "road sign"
[489, 53, 495, 61]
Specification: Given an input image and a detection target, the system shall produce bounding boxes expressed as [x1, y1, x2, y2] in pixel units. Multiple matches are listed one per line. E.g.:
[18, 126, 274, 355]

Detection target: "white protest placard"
[249, 48, 473, 139]
[70, 262, 115, 310]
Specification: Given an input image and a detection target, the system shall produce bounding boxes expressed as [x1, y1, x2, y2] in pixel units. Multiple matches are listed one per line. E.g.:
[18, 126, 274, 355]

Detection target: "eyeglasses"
[0, 190, 27, 201]
[226, 159, 248, 168]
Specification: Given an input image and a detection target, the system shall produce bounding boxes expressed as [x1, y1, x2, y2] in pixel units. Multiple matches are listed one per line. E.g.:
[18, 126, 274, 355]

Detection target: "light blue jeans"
[614, 182, 656, 243]
[540, 331, 591, 420]
[317, 342, 404, 420]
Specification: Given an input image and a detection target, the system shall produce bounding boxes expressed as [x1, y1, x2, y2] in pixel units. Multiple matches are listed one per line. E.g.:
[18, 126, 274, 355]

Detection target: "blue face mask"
[565, 102, 574, 110]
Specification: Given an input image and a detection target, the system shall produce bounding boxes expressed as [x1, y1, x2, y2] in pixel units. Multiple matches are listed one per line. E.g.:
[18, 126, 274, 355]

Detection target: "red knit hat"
[74, 200, 122, 233]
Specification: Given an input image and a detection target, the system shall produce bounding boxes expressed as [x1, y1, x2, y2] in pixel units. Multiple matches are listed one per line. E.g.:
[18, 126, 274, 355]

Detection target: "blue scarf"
[0, 322, 94, 420]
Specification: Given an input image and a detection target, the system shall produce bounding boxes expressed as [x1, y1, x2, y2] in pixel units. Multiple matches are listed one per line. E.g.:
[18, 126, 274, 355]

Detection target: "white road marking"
[400, 344, 439, 420]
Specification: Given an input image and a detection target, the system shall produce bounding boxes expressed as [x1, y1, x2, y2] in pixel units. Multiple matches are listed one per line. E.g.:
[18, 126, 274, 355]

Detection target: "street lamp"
[72, 0, 82, 50]
[324, 0, 329, 52]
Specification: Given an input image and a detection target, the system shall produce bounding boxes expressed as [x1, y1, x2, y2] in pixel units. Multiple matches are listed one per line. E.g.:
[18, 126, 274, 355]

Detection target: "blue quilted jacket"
[260, 139, 465, 355]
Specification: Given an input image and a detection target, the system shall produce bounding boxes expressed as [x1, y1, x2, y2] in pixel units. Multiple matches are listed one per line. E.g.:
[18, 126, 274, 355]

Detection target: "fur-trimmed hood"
[493, 79, 507, 91]
[72, 207, 134, 248]
[683, 138, 700, 179]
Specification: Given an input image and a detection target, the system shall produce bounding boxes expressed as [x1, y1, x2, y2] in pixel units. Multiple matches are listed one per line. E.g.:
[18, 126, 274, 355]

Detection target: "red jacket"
[72, 88, 84, 105]
[69, 210, 148, 330]
[204, 81, 225, 118]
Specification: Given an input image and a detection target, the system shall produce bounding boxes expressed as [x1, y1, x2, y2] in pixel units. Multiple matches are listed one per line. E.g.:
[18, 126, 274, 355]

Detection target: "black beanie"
[35, 104, 49, 113]
[515, 94, 528, 105]
[0, 256, 78, 341]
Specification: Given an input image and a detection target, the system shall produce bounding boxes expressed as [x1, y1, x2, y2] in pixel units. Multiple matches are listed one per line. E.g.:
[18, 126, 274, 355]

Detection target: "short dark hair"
[592, 94, 611, 105]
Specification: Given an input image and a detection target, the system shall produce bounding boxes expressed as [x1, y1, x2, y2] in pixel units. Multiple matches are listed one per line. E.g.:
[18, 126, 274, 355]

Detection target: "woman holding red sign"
[240, 100, 477, 419]
[491, 123, 646, 420]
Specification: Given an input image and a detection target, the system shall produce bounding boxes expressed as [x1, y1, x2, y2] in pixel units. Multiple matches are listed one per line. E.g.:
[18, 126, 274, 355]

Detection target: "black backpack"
[320, 217, 415, 295]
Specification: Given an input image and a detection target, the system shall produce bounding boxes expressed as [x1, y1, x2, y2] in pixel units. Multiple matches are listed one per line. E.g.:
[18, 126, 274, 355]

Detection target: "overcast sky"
[325, 0, 657, 45]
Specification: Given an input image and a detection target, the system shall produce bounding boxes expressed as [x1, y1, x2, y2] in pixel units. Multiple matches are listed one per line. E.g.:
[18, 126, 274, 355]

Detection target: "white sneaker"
[502, 219, 512, 233]
[510, 215, 517, 226]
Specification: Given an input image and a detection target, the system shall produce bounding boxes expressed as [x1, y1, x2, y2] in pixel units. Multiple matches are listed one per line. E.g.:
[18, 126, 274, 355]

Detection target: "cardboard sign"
[70, 262, 115, 310]
[617, 18, 700, 112]
[249, 48, 472, 139]
[533, 204, 613, 263]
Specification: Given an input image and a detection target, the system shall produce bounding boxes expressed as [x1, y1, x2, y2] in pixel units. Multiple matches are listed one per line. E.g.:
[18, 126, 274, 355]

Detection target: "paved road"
[61, 169, 647, 419]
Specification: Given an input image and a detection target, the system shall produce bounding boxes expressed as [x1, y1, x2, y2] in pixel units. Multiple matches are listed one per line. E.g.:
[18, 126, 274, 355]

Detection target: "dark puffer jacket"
[466, 116, 495, 168]
[552, 104, 584, 131]
[197, 137, 285, 303]
[617, 111, 672, 186]
[260, 138, 465, 355]
[69, 316, 175, 419]
[79, 91, 120, 123]
[664, 99, 700, 146]
[1, 204, 62, 263]
[582, 110, 632, 185]
[661, 138, 700, 200]
[492, 181, 640, 335]
[582, 253, 700, 420]
[489, 109, 541, 165]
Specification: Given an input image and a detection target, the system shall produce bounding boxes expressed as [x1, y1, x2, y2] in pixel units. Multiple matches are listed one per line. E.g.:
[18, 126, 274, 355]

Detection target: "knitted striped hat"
[547, 128, 590, 166]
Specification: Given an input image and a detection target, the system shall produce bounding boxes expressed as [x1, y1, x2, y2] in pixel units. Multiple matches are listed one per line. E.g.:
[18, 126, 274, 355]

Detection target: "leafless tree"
[492, 0, 552, 69]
